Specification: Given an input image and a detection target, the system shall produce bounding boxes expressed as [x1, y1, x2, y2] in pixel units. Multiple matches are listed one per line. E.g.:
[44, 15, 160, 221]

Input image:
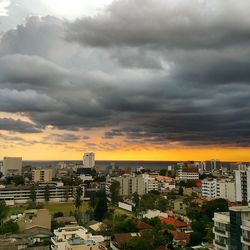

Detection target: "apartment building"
[32, 169, 53, 183]
[110, 175, 146, 196]
[235, 170, 250, 202]
[202, 179, 236, 202]
[178, 163, 199, 180]
[2, 157, 22, 176]
[213, 206, 250, 250]
[143, 174, 159, 193]
[51, 226, 105, 250]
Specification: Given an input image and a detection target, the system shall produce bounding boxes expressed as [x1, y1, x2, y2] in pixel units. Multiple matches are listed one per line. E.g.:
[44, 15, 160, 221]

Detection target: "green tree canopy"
[0, 201, 9, 225]
[110, 180, 120, 204]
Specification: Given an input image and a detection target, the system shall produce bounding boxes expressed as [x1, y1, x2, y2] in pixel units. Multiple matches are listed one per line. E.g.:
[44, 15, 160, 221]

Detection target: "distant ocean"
[22, 160, 239, 170]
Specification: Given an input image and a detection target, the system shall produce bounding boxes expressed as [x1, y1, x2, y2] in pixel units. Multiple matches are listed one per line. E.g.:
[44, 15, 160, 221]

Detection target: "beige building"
[18, 209, 51, 231]
[112, 175, 145, 196]
[2, 157, 22, 176]
[32, 169, 53, 183]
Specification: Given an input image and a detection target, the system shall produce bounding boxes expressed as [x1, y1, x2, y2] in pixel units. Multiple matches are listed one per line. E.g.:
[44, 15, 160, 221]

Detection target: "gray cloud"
[0, 1, 250, 148]
[67, 0, 250, 50]
[0, 118, 41, 133]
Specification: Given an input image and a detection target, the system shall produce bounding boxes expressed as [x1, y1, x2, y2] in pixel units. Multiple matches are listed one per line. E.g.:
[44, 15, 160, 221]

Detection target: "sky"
[0, 0, 250, 161]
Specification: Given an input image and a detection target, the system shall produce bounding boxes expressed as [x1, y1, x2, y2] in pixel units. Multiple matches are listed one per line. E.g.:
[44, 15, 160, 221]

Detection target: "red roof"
[160, 217, 188, 228]
[195, 180, 202, 187]
[135, 220, 152, 230]
[168, 230, 189, 241]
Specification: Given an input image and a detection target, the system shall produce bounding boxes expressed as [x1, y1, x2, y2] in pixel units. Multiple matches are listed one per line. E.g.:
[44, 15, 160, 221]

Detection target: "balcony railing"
[214, 240, 227, 247]
[214, 227, 227, 234]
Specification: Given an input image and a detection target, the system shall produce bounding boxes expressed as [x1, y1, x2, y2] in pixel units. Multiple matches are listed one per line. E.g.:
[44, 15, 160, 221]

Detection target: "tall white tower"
[83, 152, 95, 169]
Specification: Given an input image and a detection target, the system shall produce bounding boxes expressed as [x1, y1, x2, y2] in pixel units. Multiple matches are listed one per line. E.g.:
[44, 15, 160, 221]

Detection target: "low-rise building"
[51, 226, 105, 250]
[18, 209, 51, 231]
[0, 182, 76, 205]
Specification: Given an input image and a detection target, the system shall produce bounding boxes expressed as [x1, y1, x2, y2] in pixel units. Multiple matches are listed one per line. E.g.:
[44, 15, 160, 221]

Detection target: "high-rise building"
[83, 153, 95, 169]
[2, 157, 22, 176]
[213, 206, 250, 250]
[235, 170, 250, 202]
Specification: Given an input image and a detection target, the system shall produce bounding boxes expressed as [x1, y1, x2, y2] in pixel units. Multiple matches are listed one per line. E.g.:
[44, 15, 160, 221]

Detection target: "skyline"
[1, 0, 250, 161]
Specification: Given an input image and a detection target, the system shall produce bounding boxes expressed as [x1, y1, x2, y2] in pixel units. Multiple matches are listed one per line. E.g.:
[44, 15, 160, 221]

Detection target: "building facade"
[0, 182, 77, 205]
[110, 175, 146, 196]
[83, 152, 95, 169]
[51, 226, 105, 250]
[178, 163, 199, 180]
[202, 179, 236, 202]
[213, 206, 250, 250]
[2, 157, 22, 176]
[235, 170, 250, 202]
[32, 169, 53, 183]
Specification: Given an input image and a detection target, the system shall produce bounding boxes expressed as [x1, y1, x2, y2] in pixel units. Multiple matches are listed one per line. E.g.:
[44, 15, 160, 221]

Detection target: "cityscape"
[0, 154, 250, 250]
[1, 0, 250, 250]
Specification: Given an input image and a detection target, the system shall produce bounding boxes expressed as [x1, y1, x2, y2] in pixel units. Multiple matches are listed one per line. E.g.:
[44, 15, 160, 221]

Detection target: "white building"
[213, 206, 250, 250]
[142, 209, 168, 219]
[235, 170, 250, 202]
[51, 226, 105, 250]
[143, 174, 159, 193]
[213, 212, 230, 250]
[83, 152, 95, 169]
[202, 179, 236, 202]
[2, 157, 22, 176]
[202, 179, 216, 199]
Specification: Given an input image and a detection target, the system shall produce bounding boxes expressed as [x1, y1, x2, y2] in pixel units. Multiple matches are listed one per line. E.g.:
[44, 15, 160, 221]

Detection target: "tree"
[110, 180, 120, 204]
[94, 197, 108, 221]
[0, 220, 19, 234]
[159, 169, 167, 176]
[189, 231, 204, 246]
[242, 200, 248, 206]
[44, 184, 50, 202]
[13, 175, 24, 186]
[178, 186, 184, 196]
[157, 197, 168, 212]
[132, 192, 140, 209]
[30, 185, 37, 202]
[53, 211, 64, 218]
[203, 198, 228, 220]
[63, 187, 70, 202]
[0, 201, 9, 226]
[74, 186, 83, 210]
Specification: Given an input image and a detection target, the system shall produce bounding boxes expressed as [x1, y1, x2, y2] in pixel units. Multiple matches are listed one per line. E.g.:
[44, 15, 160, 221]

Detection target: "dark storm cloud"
[0, 54, 68, 86]
[0, 118, 41, 133]
[1, 0, 250, 147]
[67, 0, 250, 49]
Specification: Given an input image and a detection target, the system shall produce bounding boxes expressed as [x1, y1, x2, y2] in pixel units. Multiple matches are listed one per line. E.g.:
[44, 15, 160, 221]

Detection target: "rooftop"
[229, 206, 250, 212]
[160, 217, 188, 228]
[68, 237, 96, 246]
